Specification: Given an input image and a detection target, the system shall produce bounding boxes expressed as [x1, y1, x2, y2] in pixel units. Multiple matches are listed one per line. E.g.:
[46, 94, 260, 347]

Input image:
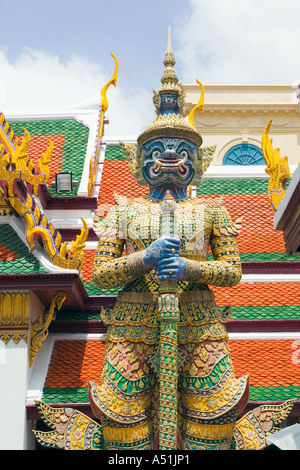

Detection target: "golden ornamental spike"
[88, 53, 119, 197]
[100, 52, 119, 113]
[29, 291, 66, 367]
[188, 79, 205, 130]
[70, 217, 89, 271]
[261, 119, 290, 212]
[38, 138, 54, 184]
[160, 27, 179, 90]
[0, 113, 17, 156]
[166, 26, 172, 53]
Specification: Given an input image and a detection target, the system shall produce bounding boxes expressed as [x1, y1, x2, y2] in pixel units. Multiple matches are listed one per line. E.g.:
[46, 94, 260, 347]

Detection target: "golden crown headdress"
[137, 27, 203, 148]
[121, 28, 216, 187]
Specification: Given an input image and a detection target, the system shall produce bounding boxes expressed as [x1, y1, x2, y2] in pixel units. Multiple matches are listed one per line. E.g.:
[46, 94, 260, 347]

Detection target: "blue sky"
[0, 0, 190, 92]
[1, 0, 300, 135]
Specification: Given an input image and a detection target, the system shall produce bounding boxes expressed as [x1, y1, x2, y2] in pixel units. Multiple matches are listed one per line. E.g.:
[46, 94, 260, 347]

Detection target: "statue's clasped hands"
[143, 236, 187, 281]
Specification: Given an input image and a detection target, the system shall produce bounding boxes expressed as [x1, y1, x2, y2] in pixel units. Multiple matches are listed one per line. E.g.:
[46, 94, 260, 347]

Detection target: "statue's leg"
[89, 339, 156, 450]
[178, 338, 249, 450]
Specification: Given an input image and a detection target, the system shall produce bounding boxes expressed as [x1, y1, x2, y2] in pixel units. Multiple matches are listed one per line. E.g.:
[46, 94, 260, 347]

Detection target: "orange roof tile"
[198, 193, 285, 254]
[24, 134, 65, 184]
[81, 250, 96, 283]
[98, 160, 147, 206]
[221, 194, 286, 254]
[44, 338, 300, 391]
[44, 340, 105, 388]
[0, 243, 19, 262]
[230, 339, 300, 388]
[212, 283, 300, 307]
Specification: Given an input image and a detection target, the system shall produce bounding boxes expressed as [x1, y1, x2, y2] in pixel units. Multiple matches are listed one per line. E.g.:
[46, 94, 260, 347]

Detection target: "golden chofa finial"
[188, 79, 205, 130]
[101, 52, 119, 113]
[261, 119, 290, 212]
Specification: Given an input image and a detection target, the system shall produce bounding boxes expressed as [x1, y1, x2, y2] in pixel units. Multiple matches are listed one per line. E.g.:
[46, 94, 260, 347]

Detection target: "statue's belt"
[116, 289, 215, 305]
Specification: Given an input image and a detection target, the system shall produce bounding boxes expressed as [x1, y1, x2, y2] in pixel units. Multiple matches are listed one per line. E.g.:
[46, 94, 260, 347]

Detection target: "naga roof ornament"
[261, 118, 291, 212]
[0, 112, 88, 272]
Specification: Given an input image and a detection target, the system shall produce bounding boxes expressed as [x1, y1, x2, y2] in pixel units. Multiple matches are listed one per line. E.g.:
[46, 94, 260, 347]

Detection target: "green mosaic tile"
[42, 387, 89, 404]
[231, 306, 300, 321]
[208, 251, 300, 262]
[42, 385, 300, 405]
[105, 145, 126, 161]
[83, 281, 122, 297]
[55, 309, 101, 322]
[0, 224, 47, 273]
[239, 252, 300, 262]
[196, 178, 291, 195]
[10, 119, 89, 196]
[249, 385, 300, 402]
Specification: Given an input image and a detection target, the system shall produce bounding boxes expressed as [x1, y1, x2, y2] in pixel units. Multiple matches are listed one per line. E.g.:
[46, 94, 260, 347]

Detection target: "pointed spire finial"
[137, 28, 203, 148]
[161, 27, 177, 87]
[166, 26, 172, 54]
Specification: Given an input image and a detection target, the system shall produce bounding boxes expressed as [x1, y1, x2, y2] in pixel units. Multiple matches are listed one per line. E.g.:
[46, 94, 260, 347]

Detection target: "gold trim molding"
[0, 113, 88, 272]
[0, 292, 29, 344]
[29, 291, 66, 367]
[0, 186, 10, 216]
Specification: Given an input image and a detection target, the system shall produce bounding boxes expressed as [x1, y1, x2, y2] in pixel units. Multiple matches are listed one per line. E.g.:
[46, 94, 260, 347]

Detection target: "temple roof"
[8, 117, 90, 197]
[0, 224, 47, 274]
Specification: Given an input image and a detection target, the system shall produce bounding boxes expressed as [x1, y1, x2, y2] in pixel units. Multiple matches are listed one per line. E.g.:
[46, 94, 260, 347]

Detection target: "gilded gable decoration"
[0, 112, 88, 272]
[0, 292, 29, 344]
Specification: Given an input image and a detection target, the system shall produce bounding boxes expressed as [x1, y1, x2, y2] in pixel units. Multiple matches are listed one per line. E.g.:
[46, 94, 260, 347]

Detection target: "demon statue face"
[141, 137, 197, 188]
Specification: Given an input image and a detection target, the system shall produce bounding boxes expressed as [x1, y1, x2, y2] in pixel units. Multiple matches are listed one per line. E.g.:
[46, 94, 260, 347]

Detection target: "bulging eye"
[152, 151, 161, 159]
[180, 151, 188, 159]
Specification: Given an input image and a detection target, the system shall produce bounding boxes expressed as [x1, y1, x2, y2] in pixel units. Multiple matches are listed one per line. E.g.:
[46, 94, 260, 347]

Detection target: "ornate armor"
[91, 195, 249, 450]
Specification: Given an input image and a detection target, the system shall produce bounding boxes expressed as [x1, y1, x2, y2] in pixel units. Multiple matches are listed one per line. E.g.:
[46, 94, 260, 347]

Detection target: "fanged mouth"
[152, 151, 188, 168]
[150, 162, 189, 177]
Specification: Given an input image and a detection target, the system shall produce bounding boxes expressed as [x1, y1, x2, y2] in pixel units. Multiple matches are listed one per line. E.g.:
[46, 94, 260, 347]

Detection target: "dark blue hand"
[157, 257, 187, 281]
[143, 236, 181, 270]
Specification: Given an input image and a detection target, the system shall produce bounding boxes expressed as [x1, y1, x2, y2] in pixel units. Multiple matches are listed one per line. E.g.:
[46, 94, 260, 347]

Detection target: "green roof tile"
[249, 385, 300, 402]
[208, 252, 300, 262]
[196, 178, 291, 195]
[42, 387, 89, 404]
[54, 304, 300, 323]
[0, 224, 47, 273]
[105, 145, 126, 161]
[231, 305, 300, 321]
[239, 252, 299, 262]
[55, 309, 102, 322]
[41, 385, 300, 405]
[83, 281, 122, 297]
[10, 118, 89, 196]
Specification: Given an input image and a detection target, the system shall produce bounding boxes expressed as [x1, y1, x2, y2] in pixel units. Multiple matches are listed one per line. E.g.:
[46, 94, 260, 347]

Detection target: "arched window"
[223, 143, 265, 165]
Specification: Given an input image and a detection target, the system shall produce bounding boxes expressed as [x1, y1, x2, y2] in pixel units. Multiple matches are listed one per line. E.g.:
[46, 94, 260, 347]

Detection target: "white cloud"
[176, 0, 300, 85]
[107, 86, 155, 137]
[0, 80, 5, 105]
[3, 1, 299, 139]
[0, 47, 154, 136]
[0, 48, 101, 107]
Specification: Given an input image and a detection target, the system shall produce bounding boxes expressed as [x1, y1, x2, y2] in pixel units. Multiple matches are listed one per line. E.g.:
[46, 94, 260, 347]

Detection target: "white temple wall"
[183, 84, 300, 166]
[0, 339, 28, 450]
